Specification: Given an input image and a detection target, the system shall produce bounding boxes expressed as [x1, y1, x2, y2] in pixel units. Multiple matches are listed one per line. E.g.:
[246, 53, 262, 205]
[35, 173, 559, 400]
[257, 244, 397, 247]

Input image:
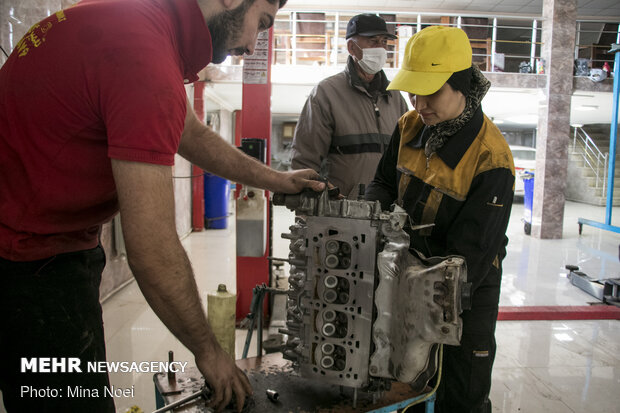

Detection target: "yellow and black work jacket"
[366, 107, 515, 294]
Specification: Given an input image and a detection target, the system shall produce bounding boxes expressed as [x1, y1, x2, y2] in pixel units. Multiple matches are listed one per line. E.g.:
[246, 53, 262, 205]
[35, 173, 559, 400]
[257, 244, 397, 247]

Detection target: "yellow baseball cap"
[387, 26, 472, 96]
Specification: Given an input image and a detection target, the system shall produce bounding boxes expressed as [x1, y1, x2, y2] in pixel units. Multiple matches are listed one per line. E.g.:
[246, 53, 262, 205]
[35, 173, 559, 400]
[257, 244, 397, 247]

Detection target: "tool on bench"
[151, 385, 212, 413]
[265, 389, 279, 402]
[240, 283, 288, 359]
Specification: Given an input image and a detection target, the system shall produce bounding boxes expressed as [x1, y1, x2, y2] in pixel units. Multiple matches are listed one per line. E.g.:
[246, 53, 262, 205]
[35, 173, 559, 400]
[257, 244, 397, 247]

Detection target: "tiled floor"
[5, 200, 618, 413]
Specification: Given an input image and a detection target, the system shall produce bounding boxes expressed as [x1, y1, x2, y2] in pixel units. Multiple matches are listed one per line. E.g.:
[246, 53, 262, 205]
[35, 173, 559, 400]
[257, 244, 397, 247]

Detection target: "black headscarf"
[446, 67, 473, 96]
[422, 65, 491, 157]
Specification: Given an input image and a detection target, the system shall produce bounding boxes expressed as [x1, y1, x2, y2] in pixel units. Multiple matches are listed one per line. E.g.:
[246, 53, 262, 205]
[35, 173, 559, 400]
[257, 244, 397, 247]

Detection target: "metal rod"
[292, 12, 297, 65]
[573, 126, 577, 152]
[267, 256, 306, 267]
[167, 351, 175, 384]
[531, 19, 538, 68]
[575, 21, 580, 60]
[257, 290, 263, 357]
[491, 18, 497, 72]
[333, 12, 340, 66]
[152, 387, 210, 413]
[242, 287, 261, 359]
[605, 46, 620, 225]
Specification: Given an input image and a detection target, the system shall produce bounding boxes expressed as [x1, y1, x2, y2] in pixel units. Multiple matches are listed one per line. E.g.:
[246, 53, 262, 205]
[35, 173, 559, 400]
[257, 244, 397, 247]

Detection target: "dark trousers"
[0, 246, 115, 412]
[407, 268, 501, 413]
[434, 300, 498, 413]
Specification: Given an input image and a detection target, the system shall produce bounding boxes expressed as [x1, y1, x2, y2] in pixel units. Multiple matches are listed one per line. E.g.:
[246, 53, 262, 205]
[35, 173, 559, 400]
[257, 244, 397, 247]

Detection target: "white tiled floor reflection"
[502, 202, 620, 307]
[100, 200, 620, 412]
[493, 320, 620, 413]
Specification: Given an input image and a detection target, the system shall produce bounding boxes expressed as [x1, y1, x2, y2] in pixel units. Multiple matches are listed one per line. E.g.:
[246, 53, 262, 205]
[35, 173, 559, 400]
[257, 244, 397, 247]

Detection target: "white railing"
[572, 126, 608, 195]
[270, 11, 544, 73]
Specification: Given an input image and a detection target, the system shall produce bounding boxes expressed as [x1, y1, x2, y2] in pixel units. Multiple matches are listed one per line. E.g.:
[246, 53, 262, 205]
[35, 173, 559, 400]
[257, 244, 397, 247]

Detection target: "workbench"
[154, 353, 434, 413]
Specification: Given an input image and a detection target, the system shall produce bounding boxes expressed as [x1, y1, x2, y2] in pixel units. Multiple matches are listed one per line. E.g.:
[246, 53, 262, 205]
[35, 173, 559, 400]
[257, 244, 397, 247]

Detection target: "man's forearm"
[178, 102, 325, 195]
[178, 109, 281, 191]
[128, 239, 218, 358]
[112, 159, 220, 360]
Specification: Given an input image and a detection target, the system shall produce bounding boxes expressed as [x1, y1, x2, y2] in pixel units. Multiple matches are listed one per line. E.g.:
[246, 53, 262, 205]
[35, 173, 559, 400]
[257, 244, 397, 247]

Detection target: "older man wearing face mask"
[291, 14, 408, 199]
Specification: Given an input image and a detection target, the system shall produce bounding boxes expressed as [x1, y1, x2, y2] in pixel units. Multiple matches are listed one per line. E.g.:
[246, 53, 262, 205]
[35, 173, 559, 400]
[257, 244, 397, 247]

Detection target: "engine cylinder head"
[324, 275, 338, 288]
[340, 242, 352, 254]
[325, 240, 340, 254]
[322, 323, 336, 336]
[321, 342, 335, 355]
[324, 289, 338, 303]
[325, 254, 339, 268]
[322, 309, 337, 322]
[320, 356, 335, 369]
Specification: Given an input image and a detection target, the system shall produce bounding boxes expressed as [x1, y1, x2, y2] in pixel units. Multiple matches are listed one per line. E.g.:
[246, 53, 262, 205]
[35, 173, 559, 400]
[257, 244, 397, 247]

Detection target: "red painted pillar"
[191, 81, 206, 231]
[235, 29, 273, 321]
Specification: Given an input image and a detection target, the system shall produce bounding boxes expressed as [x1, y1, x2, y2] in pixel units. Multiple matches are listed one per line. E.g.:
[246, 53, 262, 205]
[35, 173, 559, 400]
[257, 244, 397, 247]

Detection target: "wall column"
[532, 0, 577, 239]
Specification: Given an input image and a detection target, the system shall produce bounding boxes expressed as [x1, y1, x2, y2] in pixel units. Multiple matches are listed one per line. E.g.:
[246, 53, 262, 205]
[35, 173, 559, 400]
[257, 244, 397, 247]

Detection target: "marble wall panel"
[537, 103, 550, 142]
[574, 76, 614, 92]
[549, 68, 575, 96]
[532, 0, 577, 239]
[532, 158, 568, 239]
[484, 73, 547, 89]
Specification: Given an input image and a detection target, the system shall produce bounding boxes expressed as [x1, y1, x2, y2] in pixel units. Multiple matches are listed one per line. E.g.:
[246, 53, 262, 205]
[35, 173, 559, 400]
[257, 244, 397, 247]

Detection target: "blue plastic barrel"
[204, 173, 230, 229]
[522, 172, 534, 235]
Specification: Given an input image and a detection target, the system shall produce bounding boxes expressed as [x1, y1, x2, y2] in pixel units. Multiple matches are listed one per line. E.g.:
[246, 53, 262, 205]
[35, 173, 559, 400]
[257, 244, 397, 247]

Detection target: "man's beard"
[207, 0, 251, 64]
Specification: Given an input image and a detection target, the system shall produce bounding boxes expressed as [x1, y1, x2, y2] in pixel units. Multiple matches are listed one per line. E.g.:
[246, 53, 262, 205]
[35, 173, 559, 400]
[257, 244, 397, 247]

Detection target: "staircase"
[566, 124, 620, 206]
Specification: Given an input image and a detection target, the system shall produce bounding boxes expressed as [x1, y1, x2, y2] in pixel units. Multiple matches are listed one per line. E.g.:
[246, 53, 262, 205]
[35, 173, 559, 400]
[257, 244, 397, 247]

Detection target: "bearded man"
[0, 0, 323, 411]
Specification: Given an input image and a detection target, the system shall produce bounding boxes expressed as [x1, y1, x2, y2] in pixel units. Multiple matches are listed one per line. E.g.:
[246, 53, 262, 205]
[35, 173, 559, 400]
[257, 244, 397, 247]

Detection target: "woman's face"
[408, 83, 466, 126]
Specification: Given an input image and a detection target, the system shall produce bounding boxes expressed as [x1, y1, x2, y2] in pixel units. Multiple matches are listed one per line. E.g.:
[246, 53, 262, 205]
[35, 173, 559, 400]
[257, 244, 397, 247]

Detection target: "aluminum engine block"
[273, 190, 470, 392]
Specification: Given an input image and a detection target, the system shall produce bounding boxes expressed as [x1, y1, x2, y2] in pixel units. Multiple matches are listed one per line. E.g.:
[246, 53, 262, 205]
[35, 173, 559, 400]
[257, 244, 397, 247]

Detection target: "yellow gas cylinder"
[207, 284, 236, 359]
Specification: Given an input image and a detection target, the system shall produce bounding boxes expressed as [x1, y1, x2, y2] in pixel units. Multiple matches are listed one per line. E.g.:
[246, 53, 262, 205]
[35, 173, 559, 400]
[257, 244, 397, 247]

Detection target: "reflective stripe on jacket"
[366, 108, 515, 293]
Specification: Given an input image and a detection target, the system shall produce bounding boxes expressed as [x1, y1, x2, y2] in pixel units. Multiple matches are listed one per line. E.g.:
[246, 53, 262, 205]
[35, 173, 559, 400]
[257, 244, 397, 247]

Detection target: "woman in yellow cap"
[366, 26, 515, 413]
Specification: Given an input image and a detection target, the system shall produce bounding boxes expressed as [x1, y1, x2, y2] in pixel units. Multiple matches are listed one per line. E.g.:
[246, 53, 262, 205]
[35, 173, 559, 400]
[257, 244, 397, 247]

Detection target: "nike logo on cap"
[431, 63, 441, 66]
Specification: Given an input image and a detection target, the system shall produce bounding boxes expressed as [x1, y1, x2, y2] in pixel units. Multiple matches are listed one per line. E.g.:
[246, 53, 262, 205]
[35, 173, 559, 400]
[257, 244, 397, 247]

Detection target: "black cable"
[0, 45, 9, 58]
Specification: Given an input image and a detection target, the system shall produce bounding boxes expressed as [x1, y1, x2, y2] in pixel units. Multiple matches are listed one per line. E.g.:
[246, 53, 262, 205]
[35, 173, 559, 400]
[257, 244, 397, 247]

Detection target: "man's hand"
[196, 348, 252, 412]
[272, 169, 325, 194]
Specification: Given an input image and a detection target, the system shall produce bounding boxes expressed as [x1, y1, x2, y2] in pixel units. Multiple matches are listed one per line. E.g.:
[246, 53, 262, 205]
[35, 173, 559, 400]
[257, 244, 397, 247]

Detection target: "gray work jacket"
[291, 57, 408, 199]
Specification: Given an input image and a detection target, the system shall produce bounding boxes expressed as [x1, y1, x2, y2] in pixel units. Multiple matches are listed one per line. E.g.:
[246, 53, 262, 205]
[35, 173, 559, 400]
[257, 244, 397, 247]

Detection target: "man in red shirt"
[0, 0, 323, 411]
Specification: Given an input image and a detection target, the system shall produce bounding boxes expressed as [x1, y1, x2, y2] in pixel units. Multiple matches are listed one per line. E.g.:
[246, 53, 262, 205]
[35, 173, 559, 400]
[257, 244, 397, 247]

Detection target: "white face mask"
[355, 45, 387, 75]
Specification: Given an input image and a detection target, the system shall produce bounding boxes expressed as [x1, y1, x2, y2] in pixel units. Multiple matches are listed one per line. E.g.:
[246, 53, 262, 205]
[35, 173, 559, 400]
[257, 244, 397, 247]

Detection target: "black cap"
[346, 14, 397, 40]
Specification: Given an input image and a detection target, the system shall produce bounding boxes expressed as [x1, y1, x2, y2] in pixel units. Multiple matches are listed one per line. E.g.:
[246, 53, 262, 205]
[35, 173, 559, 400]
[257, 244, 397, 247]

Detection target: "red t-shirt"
[0, 0, 212, 261]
